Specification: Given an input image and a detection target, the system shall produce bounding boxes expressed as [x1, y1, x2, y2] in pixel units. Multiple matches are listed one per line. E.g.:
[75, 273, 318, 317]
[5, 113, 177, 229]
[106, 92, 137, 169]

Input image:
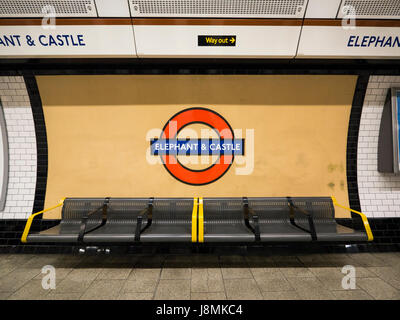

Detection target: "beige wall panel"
[36, 75, 357, 218]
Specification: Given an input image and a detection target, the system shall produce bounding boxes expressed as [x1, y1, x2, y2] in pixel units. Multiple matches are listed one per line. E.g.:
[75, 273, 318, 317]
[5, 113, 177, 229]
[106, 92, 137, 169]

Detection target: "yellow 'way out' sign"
[198, 35, 236, 46]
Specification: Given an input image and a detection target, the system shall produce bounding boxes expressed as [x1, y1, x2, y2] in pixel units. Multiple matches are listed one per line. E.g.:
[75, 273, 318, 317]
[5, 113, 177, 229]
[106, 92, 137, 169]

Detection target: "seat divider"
[134, 197, 154, 242]
[135, 216, 143, 242]
[77, 198, 110, 243]
[242, 197, 260, 242]
[305, 201, 317, 241]
[252, 214, 261, 242]
[287, 197, 317, 241]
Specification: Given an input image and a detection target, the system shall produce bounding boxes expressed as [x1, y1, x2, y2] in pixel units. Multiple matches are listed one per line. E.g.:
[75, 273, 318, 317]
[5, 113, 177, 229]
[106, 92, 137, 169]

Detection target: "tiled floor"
[0, 251, 399, 300]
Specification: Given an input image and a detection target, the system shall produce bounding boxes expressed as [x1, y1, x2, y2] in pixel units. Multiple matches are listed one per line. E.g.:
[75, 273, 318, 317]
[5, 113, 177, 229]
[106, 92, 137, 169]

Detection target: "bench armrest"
[21, 198, 66, 243]
[247, 207, 261, 241]
[134, 197, 155, 241]
[331, 196, 373, 241]
[287, 197, 317, 241]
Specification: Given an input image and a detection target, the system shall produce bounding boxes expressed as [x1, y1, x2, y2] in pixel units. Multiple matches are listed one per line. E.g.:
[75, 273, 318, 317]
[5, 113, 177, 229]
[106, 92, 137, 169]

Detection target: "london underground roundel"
[150, 108, 244, 185]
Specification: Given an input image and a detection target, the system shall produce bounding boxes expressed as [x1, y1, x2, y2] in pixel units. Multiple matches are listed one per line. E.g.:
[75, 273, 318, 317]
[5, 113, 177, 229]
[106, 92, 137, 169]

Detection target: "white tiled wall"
[358, 75, 400, 218]
[0, 76, 36, 219]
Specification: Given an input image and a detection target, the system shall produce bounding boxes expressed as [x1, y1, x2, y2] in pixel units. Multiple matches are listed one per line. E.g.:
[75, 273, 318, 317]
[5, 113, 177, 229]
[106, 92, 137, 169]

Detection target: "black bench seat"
[83, 198, 150, 243]
[140, 198, 193, 242]
[247, 197, 313, 242]
[22, 196, 372, 244]
[202, 198, 255, 242]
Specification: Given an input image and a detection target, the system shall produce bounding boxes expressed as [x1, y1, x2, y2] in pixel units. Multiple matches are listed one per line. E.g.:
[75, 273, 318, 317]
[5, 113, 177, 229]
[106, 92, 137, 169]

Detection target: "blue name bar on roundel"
[150, 139, 245, 156]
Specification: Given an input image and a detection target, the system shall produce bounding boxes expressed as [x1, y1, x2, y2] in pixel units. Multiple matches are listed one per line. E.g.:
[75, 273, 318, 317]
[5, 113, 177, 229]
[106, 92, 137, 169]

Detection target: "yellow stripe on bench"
[198, 197, 204, 243]
[191, 197, 198, 243]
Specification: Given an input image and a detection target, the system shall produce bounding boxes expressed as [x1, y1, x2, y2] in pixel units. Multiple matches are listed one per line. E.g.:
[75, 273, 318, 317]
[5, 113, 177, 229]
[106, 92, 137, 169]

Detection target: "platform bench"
[22, 196, 373, 244]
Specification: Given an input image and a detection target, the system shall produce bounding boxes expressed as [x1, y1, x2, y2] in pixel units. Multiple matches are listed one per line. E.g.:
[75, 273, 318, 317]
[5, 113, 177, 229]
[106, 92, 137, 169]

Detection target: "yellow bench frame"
[21, 197, 66, 243]
[331, 196, 373, 241]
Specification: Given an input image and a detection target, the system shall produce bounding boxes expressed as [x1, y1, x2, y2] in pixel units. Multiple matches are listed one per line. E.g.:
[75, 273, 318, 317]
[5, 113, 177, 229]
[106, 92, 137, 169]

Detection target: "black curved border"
[0, 101, 9, 212]
[346, 75, 369, 212]
[160, 107, 235, 186]
[24, 75, 48, 214]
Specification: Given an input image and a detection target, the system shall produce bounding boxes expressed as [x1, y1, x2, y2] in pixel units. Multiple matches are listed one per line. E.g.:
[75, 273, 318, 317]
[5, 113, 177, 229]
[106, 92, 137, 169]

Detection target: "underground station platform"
[1, 0, 400, 304]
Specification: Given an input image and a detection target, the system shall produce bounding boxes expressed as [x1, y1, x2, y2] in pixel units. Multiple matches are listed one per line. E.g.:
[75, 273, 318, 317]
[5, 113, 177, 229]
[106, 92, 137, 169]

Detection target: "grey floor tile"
[191, 292, 227, 300]
[347, 253, 387, 267]
[129, 268, 161, 280]
[221, 267, 253, 279]
[1, 251, 398, 301]
[118, 292, 154, 300]
[51, 255, 86, 268]
[161, 268, 191, 280]
[18, 255, 61, 269]
[34, 267, 73, 281]
[224, 278, 263, 300]
[310, 265, 374, 278]
[0, 291, 13, 300]
[52, 278, 94, 293]
[255, 277, 293, 292]
[367, 267, 400, 289]
[121, 279, 158, 293]
[65, 268, 102, 282]
[262, 291, 300, 300]
[286, 276, 325, 291]
[0, 255, 36, 267]
[0, 268, 41, 292]
[191, 268, 224, 293]
[279, 267, 315, 278]
[353, 267, 377, 278]
[7, 279, 50, 300]
[96, 268, 132, 280]
[154, 279, 191, 300]
[357, 278, 400, 300]
[317, 276, 361, 291]
[296, 288, 336, 300]
[250, 267, 286, 280]
[318, 254, 359, 267]
[0, 265, 18, 279]
[45, 292, 83, 300]
[371, 253, 400, 267]
[332, 290, 374, 300]
[80, 279, 124, 300]
[308, 267, 344, 279]
[296, 254, 329, 267]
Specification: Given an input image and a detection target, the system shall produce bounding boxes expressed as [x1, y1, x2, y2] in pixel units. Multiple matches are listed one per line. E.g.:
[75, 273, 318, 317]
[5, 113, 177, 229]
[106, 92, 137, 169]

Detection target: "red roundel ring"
[161, 108, 234, 185]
